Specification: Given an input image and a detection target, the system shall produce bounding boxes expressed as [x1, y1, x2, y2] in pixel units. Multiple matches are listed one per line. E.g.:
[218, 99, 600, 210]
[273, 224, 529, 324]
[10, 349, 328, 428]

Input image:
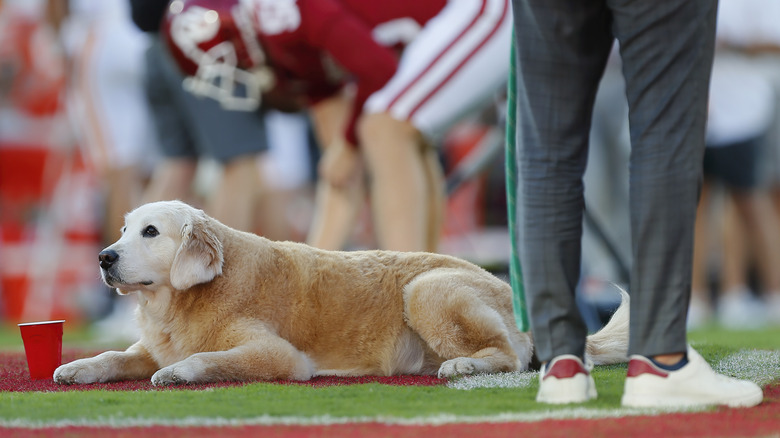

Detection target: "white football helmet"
[162, 0, 274, 111]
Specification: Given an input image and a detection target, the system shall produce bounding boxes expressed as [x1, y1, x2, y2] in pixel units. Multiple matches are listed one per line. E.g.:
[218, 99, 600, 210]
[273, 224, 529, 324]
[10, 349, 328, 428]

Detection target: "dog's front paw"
[151, 363, 199, 386]
[437, 357, 479, 378]
[53, 359, 105, 385]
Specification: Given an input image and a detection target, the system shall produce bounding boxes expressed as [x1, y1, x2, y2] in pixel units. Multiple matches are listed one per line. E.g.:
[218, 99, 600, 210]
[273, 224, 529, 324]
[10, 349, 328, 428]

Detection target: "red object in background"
[0, 17, 66, 117]
[17, 320, 64, 380]
[0, 146, 64, 323]
[0, 8, 98, 326]
[0, 146, 65, 203]
[1, 276, 28, 326]
[0, 145, 101, 325]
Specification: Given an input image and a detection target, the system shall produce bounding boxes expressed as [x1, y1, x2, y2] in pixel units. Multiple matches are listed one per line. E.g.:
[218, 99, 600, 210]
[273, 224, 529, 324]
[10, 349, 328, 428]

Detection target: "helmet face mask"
[164, 0, 273, 111]
[181, 40, 271, 111]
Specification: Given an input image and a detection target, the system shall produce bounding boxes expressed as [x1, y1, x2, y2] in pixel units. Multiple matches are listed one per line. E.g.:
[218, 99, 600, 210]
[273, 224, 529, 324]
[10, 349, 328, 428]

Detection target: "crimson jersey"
[244, 0, 447, 145]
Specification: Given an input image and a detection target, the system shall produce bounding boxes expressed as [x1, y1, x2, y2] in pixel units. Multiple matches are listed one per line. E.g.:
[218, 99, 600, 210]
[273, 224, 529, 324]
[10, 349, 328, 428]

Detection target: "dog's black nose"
[99, 250, 119, 270]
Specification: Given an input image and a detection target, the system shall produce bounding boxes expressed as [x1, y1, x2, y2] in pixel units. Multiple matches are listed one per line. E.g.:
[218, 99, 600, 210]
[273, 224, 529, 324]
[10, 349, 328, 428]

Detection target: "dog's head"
[99, 200, 224, 293]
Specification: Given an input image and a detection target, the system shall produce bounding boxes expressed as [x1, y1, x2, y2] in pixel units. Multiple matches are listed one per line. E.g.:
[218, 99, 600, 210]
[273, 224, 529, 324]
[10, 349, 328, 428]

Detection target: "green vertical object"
[505, 29, 529, 332]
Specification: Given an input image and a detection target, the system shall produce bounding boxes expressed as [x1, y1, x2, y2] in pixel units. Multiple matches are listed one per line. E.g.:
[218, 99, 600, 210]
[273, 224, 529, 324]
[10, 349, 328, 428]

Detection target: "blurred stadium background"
[2, 0, 780, 337]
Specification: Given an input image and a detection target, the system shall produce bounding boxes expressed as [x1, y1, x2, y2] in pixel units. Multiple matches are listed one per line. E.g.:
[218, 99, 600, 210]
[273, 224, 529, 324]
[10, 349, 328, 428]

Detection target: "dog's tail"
[584, 285, 630, 365]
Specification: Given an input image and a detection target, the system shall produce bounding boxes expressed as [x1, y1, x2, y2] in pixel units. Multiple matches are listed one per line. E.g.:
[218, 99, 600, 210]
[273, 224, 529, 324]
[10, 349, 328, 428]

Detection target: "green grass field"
[1, 323, 778, 427]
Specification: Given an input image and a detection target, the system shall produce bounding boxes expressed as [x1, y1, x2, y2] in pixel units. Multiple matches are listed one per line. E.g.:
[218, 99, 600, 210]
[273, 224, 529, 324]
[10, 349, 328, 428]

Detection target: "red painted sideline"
[0, 351, 446, 391]
[2, 385, 778, 438]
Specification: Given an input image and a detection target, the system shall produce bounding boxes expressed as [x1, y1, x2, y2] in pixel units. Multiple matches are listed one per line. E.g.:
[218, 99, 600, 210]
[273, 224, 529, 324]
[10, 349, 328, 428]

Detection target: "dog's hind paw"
[437, 357, 480, 378]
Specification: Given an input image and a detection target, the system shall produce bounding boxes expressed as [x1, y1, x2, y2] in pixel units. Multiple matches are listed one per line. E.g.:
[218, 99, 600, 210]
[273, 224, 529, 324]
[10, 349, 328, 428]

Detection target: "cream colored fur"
[54, 200, 628, 386]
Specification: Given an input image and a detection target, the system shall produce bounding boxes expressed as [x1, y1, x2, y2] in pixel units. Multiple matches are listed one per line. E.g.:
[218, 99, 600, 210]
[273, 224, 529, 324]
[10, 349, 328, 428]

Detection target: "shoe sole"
[621, 390, 763, 409]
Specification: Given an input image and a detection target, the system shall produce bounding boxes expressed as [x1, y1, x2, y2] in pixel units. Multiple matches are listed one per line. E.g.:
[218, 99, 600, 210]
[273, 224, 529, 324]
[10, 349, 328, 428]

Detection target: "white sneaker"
[766, 294, 780, 325]
[621, 346, 763, 408]
[687, 294, 712, 329]
[536, 355, 597, 404]
[717, 288, 767, 329]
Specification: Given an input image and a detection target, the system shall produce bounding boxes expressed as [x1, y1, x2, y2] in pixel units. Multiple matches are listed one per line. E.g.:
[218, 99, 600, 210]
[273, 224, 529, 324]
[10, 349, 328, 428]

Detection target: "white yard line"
[0, 406, 703, 429]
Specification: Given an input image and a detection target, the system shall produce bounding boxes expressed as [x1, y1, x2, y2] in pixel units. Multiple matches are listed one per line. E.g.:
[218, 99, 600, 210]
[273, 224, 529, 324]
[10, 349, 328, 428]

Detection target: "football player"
[163, 0, 511, 252]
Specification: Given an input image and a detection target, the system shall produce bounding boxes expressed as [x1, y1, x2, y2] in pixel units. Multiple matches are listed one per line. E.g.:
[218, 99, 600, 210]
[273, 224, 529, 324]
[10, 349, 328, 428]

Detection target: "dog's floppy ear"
[170, 216, 224, 290]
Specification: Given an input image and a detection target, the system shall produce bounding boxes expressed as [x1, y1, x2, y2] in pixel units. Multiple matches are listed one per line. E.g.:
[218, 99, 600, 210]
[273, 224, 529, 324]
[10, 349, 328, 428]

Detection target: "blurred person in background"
[253, 109, 317, 242]
[49, 0, 160, 340]
[690, 0, 780, 327]
[690, 56, 780, 329]
[53, 0, 158, 247]
[162, 0, 512, 253]
[129, 0, 269, 233]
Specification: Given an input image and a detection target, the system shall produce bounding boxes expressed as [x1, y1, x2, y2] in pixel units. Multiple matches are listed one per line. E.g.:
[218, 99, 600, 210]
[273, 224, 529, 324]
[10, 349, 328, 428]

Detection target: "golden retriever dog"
[54, 200, 628, 385]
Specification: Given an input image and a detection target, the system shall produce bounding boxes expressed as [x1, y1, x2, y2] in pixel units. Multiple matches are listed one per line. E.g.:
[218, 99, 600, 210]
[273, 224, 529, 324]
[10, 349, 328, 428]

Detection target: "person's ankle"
[652, 353, 684, 365]
[650, 352, 688, 371]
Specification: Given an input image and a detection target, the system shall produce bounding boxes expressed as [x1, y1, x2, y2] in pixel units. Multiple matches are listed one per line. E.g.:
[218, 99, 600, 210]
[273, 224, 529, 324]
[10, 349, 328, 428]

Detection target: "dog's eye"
[142, 226, 159, 238]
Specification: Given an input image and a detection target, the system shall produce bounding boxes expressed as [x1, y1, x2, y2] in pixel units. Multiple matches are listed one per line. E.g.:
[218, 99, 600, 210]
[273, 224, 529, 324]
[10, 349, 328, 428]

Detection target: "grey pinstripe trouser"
[511, 0, 718, 361]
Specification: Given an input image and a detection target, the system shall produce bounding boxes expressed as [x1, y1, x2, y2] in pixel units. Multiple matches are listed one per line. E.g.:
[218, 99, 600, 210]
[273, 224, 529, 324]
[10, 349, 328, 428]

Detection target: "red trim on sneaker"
[626, 357, 669, 378]
[543, 358, 588, 380]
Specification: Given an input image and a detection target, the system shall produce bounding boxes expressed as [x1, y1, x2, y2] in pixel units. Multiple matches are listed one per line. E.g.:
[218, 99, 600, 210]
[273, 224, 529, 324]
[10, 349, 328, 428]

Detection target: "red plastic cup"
[18, 320, 65, 380]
